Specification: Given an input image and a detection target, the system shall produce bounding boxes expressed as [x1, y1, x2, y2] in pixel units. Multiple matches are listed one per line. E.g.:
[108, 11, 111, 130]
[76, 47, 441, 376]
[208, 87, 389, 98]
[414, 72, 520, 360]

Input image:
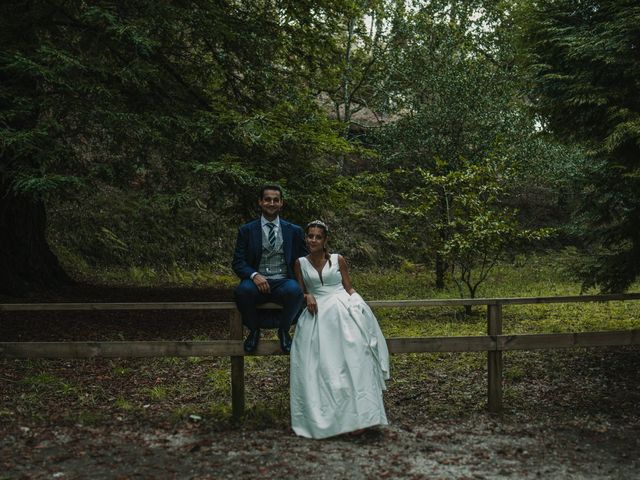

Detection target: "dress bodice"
[299, 253, 345, 297]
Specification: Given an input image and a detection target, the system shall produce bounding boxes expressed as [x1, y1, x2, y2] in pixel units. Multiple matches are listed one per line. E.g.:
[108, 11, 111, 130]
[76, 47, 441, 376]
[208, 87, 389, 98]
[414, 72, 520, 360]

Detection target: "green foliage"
[114, 396, 135, 411]
[309, 1, 394, 135]
[353, 252, 581, 300]
[320, 172, 395, 265]
[0, 1, 357, 286]
[519, 0, 640, 292]
[352, 252, 640, 338]
[145, 385, 168, 401]
[343, 1, 560, 290]
[509, 136, 588, 233]
[382, 158, 553, 298]
[49, 188, 235, 269]
[4, 0, 621, 293]
[374, 3, 529, 171]
[5, 255, 639, 428]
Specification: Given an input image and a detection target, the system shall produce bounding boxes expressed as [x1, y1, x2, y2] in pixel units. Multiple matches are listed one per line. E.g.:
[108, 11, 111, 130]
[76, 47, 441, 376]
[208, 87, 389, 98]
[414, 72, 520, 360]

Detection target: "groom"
[232, 184, 306, 354]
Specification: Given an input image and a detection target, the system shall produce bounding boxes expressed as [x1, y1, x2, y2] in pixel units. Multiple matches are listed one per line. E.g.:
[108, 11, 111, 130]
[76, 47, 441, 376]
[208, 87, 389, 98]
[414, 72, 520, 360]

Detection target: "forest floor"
[1, 284, 639, 479]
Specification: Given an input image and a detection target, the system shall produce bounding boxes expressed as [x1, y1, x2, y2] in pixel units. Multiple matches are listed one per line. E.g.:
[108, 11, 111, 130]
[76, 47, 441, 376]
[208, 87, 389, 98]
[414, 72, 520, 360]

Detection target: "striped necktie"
[266, 222, 276, 249]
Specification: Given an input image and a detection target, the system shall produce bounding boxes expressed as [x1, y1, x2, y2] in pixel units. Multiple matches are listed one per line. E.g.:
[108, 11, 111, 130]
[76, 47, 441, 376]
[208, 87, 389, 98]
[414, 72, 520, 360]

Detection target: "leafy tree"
[371, 1, 536, 288]
[317, 1, 392, 132]
[519, 0, 640, 292]
[384, 158, 552, 309]
[0, 0, 351, 294]
[435, 160, 552, 307]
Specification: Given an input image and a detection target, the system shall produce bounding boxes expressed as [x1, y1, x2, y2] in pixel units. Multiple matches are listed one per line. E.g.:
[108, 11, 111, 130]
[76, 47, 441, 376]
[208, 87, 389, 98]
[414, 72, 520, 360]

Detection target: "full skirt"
[290, 292, 389, 439]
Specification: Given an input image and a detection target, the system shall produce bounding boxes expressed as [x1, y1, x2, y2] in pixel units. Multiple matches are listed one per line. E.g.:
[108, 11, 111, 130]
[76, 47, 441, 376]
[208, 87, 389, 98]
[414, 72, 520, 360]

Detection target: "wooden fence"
[1, 293, 639, 418]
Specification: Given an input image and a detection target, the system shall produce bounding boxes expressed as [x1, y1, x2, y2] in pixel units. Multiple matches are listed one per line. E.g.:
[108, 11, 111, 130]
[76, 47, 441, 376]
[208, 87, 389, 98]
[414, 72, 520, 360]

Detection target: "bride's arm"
[294, 258, 317, 314]
[338, 255, 356, 295]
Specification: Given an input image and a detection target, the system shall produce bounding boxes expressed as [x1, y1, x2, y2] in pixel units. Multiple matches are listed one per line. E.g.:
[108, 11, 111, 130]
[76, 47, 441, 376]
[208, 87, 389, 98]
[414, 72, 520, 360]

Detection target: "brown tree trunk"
[0, 178, 72, 296]
[435, 254, 445, 289]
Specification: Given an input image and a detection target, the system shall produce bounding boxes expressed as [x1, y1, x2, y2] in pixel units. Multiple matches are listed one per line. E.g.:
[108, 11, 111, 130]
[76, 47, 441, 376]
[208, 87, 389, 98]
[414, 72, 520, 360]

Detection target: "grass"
[1, 251, 639, 429]
[145, 385, 168, 400]
[348, 251, 640, 421]
[114, 396, 136, 411]
[352, 251, 640, 339]
[55, 242, 238, 288]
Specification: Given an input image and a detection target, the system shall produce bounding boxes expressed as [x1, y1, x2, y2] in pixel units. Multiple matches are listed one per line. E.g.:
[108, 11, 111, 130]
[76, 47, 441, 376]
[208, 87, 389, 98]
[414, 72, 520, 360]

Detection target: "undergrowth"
[2, 252, 639, 430]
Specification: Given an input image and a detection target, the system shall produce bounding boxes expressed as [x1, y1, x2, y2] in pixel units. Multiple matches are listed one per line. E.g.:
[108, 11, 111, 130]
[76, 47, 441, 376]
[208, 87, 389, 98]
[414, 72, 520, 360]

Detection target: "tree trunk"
[434, 193, 450, 290]
[435, 254, 445, 289]
[0, 179, 72, 296]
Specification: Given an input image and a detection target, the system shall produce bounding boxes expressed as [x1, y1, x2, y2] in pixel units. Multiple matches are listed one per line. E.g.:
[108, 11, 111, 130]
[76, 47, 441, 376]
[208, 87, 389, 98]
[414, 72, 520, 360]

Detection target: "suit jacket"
[232, 218, 307, 280]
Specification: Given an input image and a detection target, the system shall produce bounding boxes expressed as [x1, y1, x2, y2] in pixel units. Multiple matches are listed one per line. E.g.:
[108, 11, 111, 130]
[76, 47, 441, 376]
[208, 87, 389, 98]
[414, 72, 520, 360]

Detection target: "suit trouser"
[234, 278, 304, 331]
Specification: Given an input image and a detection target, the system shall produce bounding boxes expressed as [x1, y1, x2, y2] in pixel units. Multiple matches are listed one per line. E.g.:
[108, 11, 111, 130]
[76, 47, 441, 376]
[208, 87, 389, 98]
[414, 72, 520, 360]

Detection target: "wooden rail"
[1, 294, 639, 418]
[3, 293, 640, 311]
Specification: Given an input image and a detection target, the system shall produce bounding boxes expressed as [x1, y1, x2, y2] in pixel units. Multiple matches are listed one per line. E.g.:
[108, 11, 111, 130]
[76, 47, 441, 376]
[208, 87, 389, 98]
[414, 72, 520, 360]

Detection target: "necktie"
[266, 222, 276, 249]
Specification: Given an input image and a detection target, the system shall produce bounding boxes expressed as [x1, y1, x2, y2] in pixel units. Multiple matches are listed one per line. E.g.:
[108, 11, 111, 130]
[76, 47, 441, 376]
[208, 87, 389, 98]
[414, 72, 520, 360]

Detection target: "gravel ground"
[2, 413, 638, 479]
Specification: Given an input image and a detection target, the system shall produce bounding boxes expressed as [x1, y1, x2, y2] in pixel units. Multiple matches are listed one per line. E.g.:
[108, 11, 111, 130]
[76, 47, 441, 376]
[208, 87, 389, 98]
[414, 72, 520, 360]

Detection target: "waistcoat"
[258, 227, 287, 278]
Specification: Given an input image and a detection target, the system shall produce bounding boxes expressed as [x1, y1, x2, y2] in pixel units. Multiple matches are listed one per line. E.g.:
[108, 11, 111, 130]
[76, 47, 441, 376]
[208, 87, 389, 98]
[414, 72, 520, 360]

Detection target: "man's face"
[258, 189, 283, 220]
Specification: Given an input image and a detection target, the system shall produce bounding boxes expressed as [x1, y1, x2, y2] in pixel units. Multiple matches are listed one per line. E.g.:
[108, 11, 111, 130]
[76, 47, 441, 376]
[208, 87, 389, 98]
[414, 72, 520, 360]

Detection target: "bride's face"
[306, 227, 327, 253]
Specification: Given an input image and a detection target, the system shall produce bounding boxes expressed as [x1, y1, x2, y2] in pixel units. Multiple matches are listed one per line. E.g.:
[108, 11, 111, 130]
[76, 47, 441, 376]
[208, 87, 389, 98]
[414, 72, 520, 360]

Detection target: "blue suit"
[232, 218, 307, 330]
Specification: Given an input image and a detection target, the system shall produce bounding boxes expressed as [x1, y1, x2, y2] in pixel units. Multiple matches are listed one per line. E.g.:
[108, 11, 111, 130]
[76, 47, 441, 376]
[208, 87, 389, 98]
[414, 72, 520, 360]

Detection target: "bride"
[290, 220, 390, 439]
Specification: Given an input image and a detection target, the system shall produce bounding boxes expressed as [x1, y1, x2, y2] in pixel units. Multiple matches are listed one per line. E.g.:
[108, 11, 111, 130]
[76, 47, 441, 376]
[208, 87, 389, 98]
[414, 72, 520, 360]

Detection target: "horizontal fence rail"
[1, 294, 639, 417]
[3, 292, 640, 311]
[2, 331, 638, 357]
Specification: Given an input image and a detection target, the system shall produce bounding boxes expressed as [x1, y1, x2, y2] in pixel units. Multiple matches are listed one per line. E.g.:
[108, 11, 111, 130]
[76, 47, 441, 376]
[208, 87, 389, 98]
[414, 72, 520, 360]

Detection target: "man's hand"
[252, 274, 271, 294]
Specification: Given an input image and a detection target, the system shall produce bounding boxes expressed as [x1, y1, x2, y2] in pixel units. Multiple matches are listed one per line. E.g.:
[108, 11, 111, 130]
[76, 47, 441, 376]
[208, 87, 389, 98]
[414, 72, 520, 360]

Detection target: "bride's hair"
[306, 220, 331, 264]
[306, 220, 328, 233]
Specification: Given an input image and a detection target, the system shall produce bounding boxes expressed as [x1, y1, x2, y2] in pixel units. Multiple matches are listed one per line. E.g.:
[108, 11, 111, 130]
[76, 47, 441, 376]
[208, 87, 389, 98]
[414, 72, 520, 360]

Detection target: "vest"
[258, 226, 287, 278]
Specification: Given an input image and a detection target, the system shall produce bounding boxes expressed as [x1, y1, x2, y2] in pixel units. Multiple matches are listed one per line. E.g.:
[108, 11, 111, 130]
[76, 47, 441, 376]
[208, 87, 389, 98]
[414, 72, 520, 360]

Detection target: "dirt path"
[3, 413, 638, 479]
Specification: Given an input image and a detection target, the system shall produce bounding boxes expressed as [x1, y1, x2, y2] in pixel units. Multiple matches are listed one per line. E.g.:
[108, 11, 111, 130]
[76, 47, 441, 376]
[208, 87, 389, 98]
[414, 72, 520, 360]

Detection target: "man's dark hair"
[259, 184, 283, 200]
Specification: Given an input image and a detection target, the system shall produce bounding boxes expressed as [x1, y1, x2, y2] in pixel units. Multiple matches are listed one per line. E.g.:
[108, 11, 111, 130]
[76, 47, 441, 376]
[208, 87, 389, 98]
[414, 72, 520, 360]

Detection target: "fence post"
[229, 309, 245, 420]
[487, 303, 503, 413]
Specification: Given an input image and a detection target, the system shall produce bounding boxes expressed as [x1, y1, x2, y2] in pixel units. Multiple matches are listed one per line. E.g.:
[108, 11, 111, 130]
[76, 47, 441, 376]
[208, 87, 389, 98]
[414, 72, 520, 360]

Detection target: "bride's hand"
[305, 294, 318, 315]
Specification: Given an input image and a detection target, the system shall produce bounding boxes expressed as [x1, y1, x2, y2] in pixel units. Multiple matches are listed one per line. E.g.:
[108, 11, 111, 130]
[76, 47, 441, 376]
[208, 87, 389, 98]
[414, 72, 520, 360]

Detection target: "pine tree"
[521, 0, 640, 291]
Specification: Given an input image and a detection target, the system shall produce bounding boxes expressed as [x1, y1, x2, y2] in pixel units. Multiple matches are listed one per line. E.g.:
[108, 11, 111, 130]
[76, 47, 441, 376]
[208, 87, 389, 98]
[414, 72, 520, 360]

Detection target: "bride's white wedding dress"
[290, 254, 389, 439]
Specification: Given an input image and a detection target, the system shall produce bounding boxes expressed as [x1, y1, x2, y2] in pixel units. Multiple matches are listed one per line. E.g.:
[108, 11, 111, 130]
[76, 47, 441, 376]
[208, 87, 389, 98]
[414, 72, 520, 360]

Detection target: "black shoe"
[243, 329, 260, 353]
[278, 328, 292, 354]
